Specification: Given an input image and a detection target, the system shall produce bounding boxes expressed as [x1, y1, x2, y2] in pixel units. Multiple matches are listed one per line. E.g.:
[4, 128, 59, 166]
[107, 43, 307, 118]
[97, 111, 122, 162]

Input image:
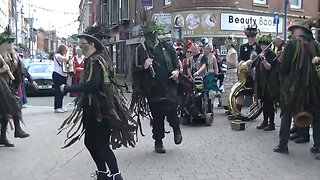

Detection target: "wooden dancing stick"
[0, 54, 15, 81]
[140, 41, 156, 78]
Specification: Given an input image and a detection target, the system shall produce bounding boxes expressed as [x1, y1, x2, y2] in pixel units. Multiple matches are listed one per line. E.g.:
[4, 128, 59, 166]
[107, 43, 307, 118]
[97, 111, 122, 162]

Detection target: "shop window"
[112, 0, 119, 25]
[101, 0, 108, 25]
[165, 0, 171, 6]
[115, 43, 126, 74]
[121, 0, 129, 21]
[289, 0, 302, 9]
[253, 0, 267, 4]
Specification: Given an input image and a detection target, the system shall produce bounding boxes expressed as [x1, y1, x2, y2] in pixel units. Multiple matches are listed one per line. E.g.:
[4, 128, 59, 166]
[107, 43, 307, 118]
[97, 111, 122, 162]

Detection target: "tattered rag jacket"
[280, 35, 320, 116]
[59, 52, 137, 149]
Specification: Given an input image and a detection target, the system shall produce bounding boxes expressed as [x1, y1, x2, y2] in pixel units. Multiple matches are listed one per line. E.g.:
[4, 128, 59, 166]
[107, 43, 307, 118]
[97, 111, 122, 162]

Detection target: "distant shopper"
[71, 46, 86, 97]
[52, 45, 69, 113]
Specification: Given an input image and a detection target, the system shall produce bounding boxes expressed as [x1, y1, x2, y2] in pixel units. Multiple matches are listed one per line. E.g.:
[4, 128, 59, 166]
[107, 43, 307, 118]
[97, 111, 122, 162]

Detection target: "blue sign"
[274, 12, 280, 24]
[142, 0, 152, 6]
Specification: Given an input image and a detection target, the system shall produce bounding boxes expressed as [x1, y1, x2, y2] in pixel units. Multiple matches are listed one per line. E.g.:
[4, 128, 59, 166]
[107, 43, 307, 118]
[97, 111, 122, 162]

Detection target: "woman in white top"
[52, 45, 69, 113]
[222, 37, 238, 109]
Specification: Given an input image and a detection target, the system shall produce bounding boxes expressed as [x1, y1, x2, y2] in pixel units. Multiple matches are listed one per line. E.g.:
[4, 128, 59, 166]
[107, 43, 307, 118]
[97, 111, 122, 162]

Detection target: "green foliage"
[140, 21, 165, 36]
[257, 35, 272, 45]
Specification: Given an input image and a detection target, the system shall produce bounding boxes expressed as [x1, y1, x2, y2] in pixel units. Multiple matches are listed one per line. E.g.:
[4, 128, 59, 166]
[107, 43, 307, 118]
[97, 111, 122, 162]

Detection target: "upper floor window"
[165, 0, 171, 6]
[289, 0, 302, 9]
[253, 0, 267, 4]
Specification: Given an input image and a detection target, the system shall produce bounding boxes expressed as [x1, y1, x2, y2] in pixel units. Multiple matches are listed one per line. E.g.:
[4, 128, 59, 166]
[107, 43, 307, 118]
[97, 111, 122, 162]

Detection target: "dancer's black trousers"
[84, 116, 119, 174]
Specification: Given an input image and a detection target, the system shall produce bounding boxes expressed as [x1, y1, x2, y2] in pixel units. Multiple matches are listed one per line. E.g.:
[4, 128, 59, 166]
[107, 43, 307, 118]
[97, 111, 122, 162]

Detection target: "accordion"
[62, 59, 74, 73]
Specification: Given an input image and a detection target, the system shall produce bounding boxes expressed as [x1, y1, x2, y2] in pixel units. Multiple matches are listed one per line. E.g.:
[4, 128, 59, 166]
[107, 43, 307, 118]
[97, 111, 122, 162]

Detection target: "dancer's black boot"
[13, 117, 29, 138]
[0, 121, 14, 147]
[108, 172, 123, 180]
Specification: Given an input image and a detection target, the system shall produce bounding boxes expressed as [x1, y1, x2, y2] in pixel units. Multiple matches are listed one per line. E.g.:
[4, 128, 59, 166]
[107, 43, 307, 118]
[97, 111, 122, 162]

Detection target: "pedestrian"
[273, 16, 320, 154]
[175, 44, 185, 63]
[222, 36, 238, 111]
[131, 20, 182, 154]
[213, 44, 220, 61]
[178, 40, 195, 124]
[59, 30, 137, 180]
[16, 52, 30, 107]
[188, 43, 208, 77]
[254, 35, 278, 131]
[70, 46, 86, 97]
[203, 44, 219, 76]
[52, 45, 69, 113]
[0, 27, 35, 147]
[203, 44, 220, 93]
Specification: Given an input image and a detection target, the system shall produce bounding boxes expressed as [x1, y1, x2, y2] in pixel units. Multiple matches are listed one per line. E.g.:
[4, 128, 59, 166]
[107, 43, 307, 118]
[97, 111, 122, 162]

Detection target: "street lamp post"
[284, 0, 289, 42]
[14, 0, 18, 45]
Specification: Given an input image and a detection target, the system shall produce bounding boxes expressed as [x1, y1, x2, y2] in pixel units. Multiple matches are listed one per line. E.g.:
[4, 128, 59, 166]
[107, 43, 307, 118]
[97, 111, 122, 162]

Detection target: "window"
[111, 0, 119, 25]
[289, 0, 302, 9]
[253, 0, 267, 4]
[121, 0, 129, 20]
[165, 0, 171, 6]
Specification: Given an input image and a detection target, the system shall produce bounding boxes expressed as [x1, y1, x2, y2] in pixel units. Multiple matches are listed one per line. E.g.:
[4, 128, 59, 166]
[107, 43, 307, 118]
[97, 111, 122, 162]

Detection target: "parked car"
[25, 62, 55, 95]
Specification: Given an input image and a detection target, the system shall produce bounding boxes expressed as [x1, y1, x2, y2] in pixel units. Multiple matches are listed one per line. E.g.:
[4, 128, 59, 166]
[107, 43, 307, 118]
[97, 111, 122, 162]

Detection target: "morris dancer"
[59, 30, 137, 179]
[0, 27, 35, 147]
[274, 16, 320, 154]
[131, 19, 182, 154]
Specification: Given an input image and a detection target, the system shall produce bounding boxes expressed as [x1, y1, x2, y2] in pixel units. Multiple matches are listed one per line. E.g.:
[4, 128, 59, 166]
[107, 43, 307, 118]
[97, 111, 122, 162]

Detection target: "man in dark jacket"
[131, 21, 182, 153]
[273, 17, 320, 154]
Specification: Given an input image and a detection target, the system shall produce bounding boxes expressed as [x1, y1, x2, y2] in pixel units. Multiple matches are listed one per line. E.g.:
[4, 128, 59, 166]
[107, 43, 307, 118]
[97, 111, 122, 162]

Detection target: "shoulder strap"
[54, 55, 62, 67]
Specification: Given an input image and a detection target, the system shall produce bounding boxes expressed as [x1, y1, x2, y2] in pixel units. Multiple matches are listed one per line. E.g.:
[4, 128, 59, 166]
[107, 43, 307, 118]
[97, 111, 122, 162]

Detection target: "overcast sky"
[22, 0, 80, 38]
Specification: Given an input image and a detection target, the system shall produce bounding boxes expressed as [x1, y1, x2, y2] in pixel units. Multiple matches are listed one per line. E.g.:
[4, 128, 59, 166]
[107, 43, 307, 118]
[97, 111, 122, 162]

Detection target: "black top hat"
[244, 24, 259, 37]
[77, 34, 105, 52]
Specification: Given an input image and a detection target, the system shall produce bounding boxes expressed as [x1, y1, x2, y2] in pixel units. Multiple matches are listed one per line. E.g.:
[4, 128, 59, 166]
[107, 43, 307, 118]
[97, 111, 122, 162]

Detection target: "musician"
[253, 35, 278, 131]
[71, 46, 86, 97]
[274, 17, 320, 154]
[131, 20, 182, 153]
[0, 28, 34, 147]
[235, 25, 262, 115]
[52, 45, 69, 113]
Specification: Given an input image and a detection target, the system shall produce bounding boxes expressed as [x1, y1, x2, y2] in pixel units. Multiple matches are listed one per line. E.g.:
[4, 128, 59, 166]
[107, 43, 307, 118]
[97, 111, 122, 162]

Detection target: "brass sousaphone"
[227, 42, 274, 121]
[227, 60, 262, 121]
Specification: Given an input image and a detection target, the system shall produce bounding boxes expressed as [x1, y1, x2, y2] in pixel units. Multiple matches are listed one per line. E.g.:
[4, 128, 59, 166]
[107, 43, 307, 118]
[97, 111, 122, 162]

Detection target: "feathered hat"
[224, 36, 237, 46]
[244, 24, 259, 37]
[0, 26, 15, 45]
[288, 14, 320, 35]
[184, 40, 193, 50]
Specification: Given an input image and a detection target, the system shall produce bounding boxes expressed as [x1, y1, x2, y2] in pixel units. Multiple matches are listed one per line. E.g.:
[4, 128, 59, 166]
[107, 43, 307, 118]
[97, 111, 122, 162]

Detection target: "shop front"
[171, 9, 284, 56]
[106, 34, 128, 75]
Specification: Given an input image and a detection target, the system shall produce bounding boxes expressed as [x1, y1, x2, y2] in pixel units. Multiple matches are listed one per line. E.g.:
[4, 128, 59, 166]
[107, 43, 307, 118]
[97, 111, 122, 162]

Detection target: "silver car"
[26, 61, 55, 94]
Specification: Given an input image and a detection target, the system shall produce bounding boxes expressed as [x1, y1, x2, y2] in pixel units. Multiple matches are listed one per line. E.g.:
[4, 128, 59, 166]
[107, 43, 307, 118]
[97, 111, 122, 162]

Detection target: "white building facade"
[0, 0, 9, 32]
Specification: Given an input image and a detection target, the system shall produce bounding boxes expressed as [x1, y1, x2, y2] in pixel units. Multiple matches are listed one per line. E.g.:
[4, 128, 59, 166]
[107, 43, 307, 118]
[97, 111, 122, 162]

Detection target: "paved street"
[1, 94, 320, 180]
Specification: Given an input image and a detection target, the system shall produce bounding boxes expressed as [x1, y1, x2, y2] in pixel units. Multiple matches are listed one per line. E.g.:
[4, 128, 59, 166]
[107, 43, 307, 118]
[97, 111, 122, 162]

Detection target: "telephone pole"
[284, 0, 289, 42]
[14, 0, 18, 44]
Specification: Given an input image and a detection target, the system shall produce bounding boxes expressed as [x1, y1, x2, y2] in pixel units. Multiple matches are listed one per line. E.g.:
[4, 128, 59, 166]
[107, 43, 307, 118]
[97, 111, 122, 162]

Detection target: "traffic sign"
[274, 12, 280, 24]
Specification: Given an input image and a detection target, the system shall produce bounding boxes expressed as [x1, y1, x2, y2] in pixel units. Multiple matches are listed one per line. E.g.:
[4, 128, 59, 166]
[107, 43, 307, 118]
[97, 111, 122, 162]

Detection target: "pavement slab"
[1, 96, 320, 180]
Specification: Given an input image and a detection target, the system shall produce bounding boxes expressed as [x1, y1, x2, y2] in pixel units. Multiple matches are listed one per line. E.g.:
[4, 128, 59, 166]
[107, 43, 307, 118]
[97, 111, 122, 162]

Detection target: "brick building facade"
[79, 0, 320, 76]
